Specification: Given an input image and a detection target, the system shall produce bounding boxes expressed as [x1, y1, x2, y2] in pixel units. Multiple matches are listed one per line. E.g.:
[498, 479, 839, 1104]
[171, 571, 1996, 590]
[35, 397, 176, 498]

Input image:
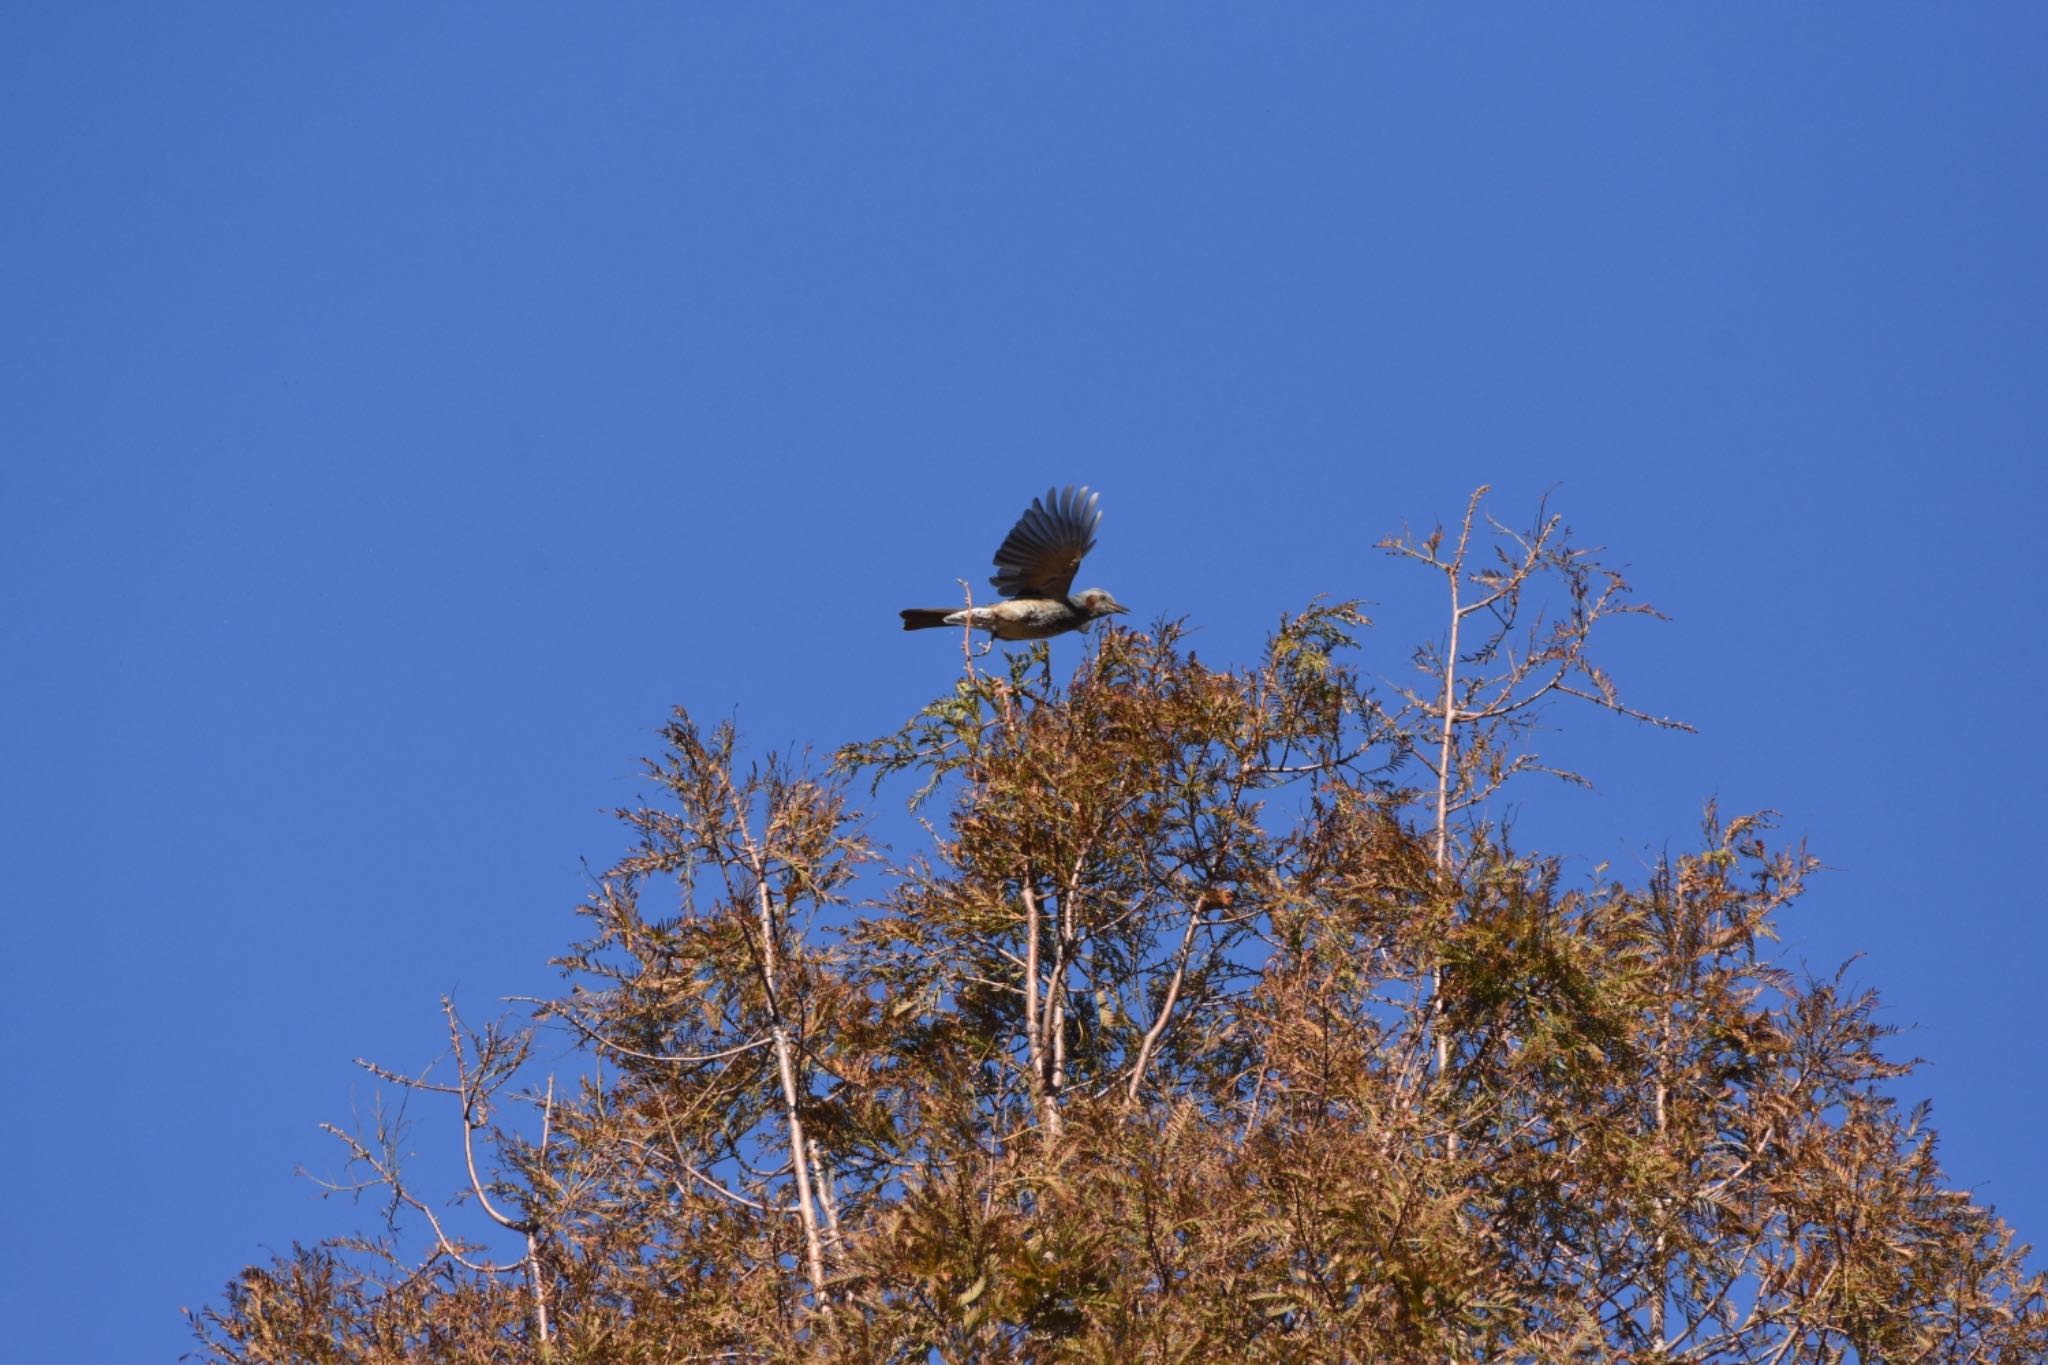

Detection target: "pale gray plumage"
[901, 485, 1128, 641]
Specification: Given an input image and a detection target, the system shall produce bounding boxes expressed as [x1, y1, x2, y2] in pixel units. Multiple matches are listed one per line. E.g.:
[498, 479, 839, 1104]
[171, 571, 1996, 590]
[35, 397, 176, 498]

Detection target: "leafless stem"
[1427, 489, 1485, 1135]
[1050, 883, 1075, 1111]
[443, 1003, 533, 1238]
[1021, 880, 1062, 1138]
[524, 1075, 553, 1347]
[1125, 892, 1207, 1104]
[956, 577, 983, 667]
[720, 770, 831, 1304]
[527, 996, 773, 1067]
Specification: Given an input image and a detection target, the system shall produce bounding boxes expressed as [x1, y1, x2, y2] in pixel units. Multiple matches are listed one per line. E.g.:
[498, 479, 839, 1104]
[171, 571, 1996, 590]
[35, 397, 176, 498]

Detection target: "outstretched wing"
[989, 485, 1101, 600]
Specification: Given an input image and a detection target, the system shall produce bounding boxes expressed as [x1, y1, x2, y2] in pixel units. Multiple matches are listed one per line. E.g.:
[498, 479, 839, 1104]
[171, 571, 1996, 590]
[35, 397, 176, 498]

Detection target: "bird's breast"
[986, 598, 1081, 640]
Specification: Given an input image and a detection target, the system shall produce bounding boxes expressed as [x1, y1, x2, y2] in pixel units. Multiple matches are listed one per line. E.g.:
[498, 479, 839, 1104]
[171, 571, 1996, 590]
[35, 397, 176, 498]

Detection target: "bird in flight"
[901, 485, 1129, 641]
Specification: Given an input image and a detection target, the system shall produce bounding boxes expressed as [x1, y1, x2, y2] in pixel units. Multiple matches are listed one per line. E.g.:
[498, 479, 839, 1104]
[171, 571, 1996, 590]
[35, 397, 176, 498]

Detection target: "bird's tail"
[899, 608, 956, 631]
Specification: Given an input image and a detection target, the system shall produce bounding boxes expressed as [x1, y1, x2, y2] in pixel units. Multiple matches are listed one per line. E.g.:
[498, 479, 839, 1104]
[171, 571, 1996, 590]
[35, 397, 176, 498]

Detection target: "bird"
[901, 485, 1130, 641]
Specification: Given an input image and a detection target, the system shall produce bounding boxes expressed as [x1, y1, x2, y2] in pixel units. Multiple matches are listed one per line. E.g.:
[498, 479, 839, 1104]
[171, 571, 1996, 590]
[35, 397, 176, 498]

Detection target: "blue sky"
[3, 7, 2043, 1356]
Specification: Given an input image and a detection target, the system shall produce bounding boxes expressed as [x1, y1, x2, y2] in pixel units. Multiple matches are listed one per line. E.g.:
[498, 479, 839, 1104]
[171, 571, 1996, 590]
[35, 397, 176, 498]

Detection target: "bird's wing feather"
[989, 485, 1100, 599]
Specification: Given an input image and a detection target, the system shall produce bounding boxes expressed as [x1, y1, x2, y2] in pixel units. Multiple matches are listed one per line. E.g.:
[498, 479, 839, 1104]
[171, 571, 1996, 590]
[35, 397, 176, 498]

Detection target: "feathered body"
[901, 486, 1128, 640]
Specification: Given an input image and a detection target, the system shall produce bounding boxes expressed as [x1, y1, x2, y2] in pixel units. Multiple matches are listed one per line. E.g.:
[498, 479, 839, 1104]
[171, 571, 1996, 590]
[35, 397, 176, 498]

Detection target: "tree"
[192, 492, 2046, 1363]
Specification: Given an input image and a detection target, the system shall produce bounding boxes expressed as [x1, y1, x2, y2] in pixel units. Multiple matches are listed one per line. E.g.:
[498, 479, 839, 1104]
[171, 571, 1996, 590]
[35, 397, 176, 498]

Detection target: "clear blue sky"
[3, 8, 2042, 1356]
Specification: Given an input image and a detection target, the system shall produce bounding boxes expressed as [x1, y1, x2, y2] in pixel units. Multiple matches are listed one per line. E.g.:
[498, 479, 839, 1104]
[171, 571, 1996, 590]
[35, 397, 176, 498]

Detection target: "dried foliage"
[192, 493, 2045, 1363]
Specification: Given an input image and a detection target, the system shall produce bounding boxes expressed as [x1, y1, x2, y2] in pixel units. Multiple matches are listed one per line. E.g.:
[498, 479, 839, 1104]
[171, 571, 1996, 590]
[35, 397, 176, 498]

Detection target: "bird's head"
[1072, 588, 1129, 621]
